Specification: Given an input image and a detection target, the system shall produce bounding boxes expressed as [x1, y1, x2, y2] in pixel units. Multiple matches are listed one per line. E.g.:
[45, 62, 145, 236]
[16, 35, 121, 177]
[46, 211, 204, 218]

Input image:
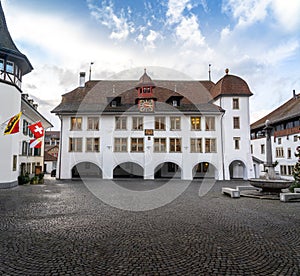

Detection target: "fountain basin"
[250, 178, 293, 193]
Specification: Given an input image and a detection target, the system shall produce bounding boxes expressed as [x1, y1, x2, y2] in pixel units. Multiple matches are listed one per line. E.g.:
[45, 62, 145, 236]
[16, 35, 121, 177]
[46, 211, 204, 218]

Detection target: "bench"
[222, 187, 240, 198]
[280, 193, 300, 202]
[236, 186, 261, 192]
[294, 188, 300, 193]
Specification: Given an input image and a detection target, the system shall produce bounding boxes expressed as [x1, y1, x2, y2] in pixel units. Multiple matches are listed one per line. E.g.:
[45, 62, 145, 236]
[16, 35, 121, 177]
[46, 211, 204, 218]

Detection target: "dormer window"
[107, 97, 121, 107]
[172, 100, 178, 107]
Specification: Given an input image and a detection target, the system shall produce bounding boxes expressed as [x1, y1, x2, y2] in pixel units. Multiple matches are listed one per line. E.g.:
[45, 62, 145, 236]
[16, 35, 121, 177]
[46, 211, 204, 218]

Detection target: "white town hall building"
[52, 68, 255, 181]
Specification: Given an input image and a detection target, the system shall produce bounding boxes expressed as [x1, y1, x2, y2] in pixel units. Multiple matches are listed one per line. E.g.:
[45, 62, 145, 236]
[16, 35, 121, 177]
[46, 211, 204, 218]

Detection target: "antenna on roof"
[208, 64, 211, 81]
[89, 62, 94, 81]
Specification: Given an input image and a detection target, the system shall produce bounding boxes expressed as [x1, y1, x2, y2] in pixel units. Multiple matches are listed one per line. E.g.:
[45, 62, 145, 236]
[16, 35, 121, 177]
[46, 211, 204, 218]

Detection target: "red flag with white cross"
[28, 122, 44, 138]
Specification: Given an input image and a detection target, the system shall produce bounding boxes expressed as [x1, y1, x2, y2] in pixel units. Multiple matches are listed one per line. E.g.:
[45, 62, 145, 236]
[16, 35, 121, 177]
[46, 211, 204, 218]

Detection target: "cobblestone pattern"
[0, 178, 299, 275]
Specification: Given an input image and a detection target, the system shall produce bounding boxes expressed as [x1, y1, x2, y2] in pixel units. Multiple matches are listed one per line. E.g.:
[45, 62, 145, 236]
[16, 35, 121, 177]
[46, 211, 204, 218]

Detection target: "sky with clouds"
[2, 0, 300, 129]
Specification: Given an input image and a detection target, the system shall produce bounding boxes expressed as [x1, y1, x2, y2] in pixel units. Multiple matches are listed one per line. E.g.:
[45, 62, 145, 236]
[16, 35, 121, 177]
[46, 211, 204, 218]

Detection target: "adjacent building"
[52, 68, 254, 181]
[251, 91, 300, 180]
[0, 2, 52, 188]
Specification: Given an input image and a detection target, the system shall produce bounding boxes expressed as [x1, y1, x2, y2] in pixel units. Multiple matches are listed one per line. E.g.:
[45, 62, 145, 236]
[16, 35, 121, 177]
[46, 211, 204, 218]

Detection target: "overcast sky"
[2, 0, 300, 130]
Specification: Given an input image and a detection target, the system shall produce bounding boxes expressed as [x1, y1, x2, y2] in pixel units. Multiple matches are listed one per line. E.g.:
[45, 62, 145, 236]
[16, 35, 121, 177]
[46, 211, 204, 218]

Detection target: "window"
[195, 163, 209, 173]
[12, 155, 17, 171]
[172, 100, 178, 107]
[131, 138, 144, 152]
[294, 135, 299, 142]
[34, 148, 41, 156]
[70, 117, 82, 131]
[234, 137, 240, 150]
[0, 59, 4, 71]
[132, 117, 143, 130]
[280, 165, 287, 176]
[86, 138, 100, 152]
[170, 117, 181, 130]
[205, 117, 215, 131]
[251, 145, 253, 154]
[23, 120, 29, 135]
[114, 138, 127, 152]
[205, 138, 216, 153]
[22, 141, 28, 156]
[87, 117, 99, 130]
[276, 147, 284, 158]
[288, 165, 294, 176]
[155, 117, 165, 130]
[233, 117, 240, 129]
[190, 138, 202, 153]
[278, 138, 282, 144]
[143, 87, 150, 93]
[288, 148, 292, 159]
[115, 116, 127, 130]
[6, 61, 14, 73]
[69, 138, 82, 152]
[191, 117, 201, 130]
[261, 144, 265, 154]
[169, 138, 181, 152]
[154, 138, 166, 152]
[233, 98, 239, 109]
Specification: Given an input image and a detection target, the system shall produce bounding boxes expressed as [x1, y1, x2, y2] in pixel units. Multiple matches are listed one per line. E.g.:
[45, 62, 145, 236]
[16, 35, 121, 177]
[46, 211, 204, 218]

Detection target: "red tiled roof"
[210, 74, 253, 99]
[44, 151, 57, 162]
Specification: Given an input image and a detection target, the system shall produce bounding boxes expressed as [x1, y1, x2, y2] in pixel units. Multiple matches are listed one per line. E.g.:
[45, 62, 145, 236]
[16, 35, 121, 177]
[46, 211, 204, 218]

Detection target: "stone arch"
[229, 160, 247, 179]
[192, 162, 218, 179]
[113, 162, 144, 178]
[71, 162, 102, 178]
[154, 162, 182, 179]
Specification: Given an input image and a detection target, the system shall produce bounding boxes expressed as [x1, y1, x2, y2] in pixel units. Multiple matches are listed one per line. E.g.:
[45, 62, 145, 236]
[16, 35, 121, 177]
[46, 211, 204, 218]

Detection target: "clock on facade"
[139, 99, 154, 112]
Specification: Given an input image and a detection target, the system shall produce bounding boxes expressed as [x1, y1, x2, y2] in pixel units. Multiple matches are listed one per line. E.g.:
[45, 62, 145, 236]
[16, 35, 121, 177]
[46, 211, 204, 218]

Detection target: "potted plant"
[38, 173, 44, 184]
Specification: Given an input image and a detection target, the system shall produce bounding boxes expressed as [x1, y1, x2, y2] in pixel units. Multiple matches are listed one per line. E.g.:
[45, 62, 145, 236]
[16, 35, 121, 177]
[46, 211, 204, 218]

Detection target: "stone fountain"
[250, 120, 292, 193]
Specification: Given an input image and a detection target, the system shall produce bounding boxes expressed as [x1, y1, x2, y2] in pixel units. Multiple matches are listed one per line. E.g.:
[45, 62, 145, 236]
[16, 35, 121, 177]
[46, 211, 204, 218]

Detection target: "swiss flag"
[28, 122, 44, 138]
[30, 137, 42, 148]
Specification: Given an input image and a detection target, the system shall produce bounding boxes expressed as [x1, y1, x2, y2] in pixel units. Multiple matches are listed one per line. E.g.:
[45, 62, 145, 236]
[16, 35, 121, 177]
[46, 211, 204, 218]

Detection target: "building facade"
[53, 69, 254, 181]
[0, 2, 52, 188]
[251, 91, 300, 180]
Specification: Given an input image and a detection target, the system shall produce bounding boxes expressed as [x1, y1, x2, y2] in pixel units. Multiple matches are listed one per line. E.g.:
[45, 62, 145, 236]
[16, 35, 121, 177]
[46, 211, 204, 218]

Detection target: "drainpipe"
[220, 98, 226, 180]
[58, 115, 63, 180]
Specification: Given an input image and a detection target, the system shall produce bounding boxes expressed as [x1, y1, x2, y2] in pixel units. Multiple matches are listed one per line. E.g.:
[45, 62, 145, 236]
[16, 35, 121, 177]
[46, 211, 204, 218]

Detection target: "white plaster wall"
[217, 96, 254, 180]
[0, 83, 21, 184]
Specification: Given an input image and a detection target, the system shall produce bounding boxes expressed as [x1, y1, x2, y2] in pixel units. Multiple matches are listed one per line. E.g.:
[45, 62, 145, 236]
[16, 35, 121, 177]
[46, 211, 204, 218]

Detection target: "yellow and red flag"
[3, 112, 22, 135]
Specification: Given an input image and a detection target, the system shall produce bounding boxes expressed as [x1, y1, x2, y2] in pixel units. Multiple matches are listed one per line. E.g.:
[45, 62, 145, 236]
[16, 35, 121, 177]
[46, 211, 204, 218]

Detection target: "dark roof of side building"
[251, 93, 300, 130]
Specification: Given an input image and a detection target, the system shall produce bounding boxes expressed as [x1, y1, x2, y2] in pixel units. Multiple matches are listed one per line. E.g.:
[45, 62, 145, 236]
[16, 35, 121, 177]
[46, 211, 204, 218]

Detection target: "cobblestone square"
[0, 177, 299, 275]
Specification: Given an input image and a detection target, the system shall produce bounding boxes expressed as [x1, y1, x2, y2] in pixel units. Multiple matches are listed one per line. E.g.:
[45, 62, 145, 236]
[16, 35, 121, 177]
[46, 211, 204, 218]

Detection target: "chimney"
[22, 93, 29, 100]
[28, 99, 34, 105]
[79, 72, 86, 88]
[293, 89, 296, 99]
[33, 103, 38, 110]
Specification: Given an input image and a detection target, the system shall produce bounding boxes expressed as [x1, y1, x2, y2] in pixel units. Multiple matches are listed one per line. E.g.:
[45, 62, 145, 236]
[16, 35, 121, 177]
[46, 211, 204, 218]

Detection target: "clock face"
[139, 99, 154, 112]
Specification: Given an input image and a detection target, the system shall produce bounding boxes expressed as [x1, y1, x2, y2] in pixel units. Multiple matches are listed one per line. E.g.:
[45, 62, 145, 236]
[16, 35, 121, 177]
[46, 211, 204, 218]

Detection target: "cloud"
[166, 0, 192, 24]
[271, 0, 300, 32]
[87, 0, 134, 41]
[175, 14, 205, 47]
[222, 0, 271, 28]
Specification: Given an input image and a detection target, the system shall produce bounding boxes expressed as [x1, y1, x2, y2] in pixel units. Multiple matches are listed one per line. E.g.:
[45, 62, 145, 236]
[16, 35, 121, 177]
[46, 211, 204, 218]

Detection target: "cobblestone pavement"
[0, 177, 299, 275]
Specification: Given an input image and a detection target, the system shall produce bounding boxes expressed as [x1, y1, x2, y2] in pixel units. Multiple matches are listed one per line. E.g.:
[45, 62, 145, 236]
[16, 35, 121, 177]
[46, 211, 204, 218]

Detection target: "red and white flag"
[28, 122, 44, 138]
[30, 137, 42, 148]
